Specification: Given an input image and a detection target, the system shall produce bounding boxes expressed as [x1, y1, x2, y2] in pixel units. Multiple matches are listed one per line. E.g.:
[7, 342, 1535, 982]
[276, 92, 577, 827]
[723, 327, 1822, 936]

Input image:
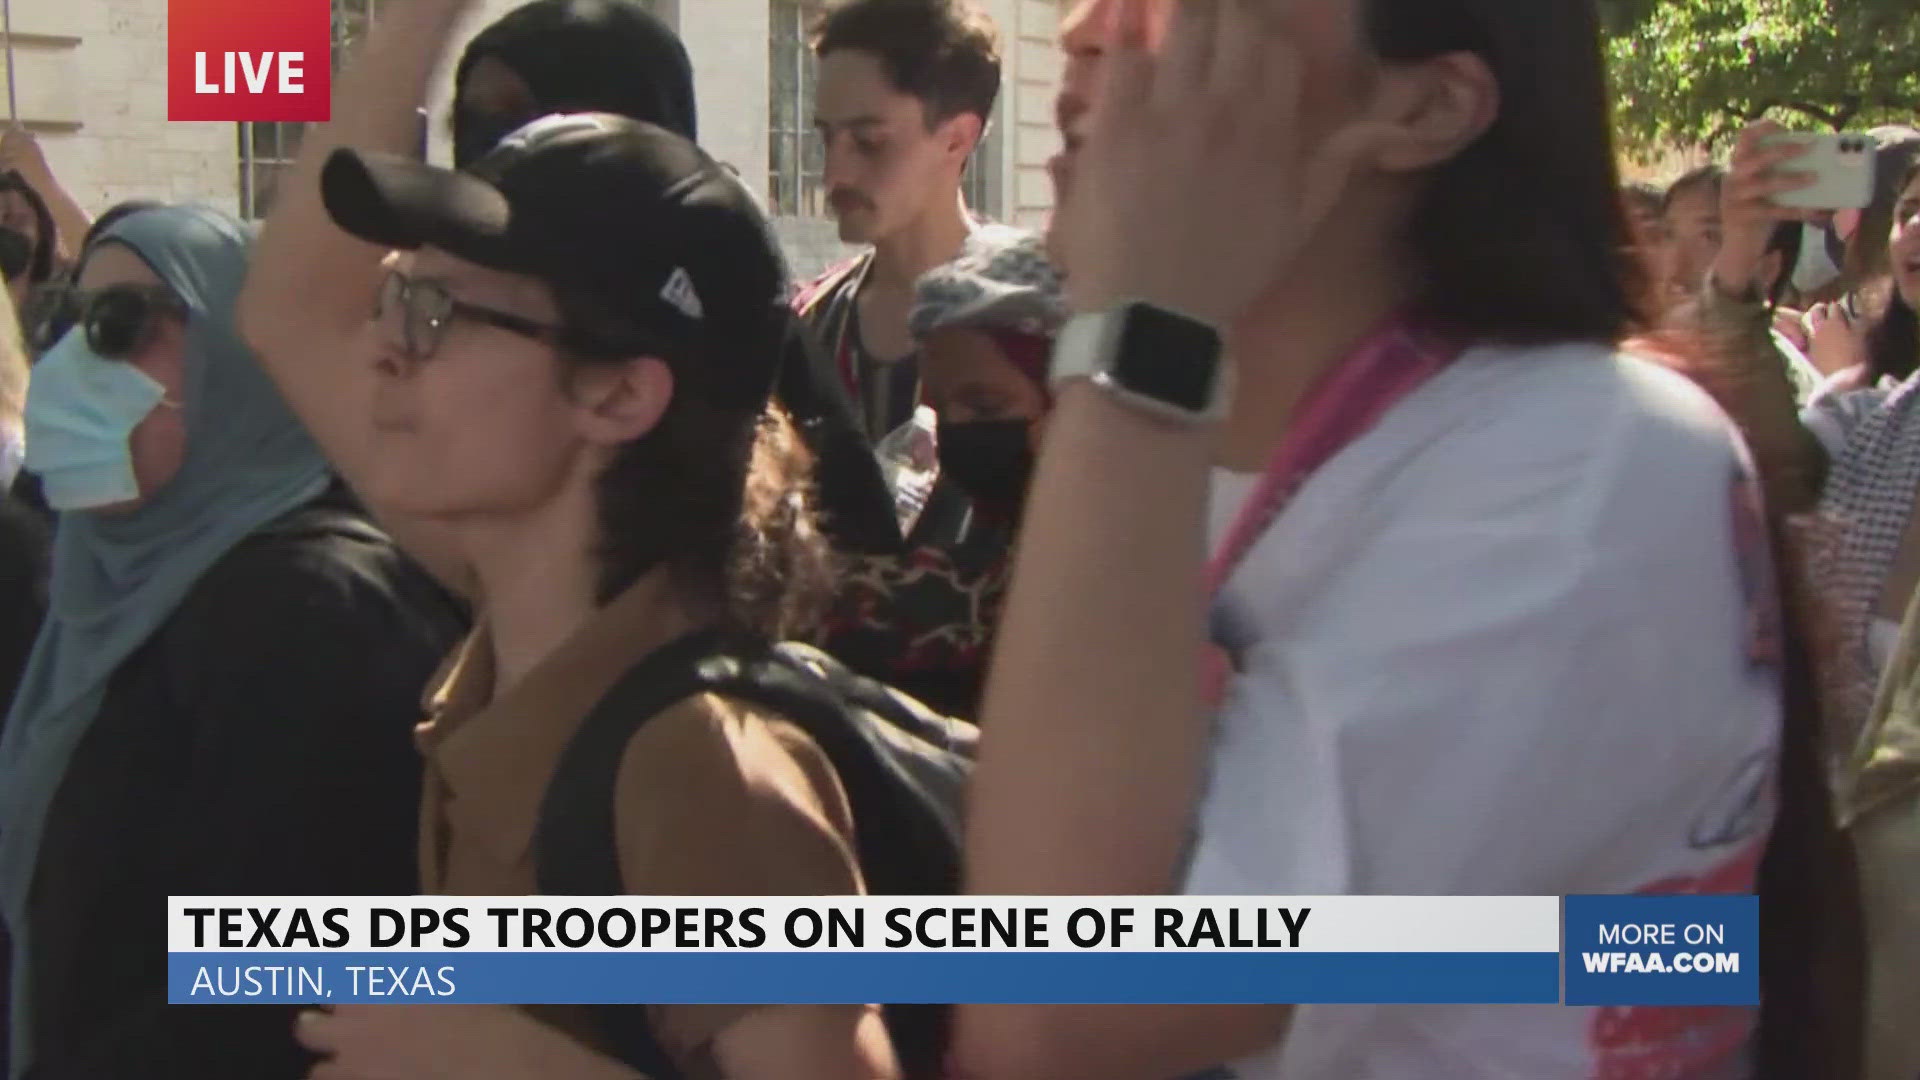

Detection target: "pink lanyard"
[1206, 323, 1464, 604]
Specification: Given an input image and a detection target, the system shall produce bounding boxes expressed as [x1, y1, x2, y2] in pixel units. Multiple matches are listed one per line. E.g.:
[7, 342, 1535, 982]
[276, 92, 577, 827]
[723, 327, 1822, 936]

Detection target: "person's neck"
[460, 483, 605, 692]
[1218, 239, 1416, 472]
[867, 189, 973, 293]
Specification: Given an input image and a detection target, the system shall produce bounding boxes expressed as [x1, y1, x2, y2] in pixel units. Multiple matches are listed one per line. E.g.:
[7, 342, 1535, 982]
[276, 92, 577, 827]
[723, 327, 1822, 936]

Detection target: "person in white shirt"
[953, 1, 1821, 1078]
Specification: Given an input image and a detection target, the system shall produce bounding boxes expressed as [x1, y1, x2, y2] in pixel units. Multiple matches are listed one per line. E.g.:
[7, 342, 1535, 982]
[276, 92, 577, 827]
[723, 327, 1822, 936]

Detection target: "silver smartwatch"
[1050, 302, 1229, 424]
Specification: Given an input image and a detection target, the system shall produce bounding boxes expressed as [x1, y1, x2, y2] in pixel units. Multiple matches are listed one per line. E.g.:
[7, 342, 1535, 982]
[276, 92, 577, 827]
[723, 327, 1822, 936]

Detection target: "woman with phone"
[1700, 124, 1920, 1076]
[1796, 158, 1920, 1080]
[1694, 123, 1917, 505]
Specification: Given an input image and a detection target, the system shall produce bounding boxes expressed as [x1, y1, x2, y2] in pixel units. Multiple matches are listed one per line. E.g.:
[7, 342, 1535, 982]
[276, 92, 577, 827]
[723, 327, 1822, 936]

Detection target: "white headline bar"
[168, 896, 1561, 954]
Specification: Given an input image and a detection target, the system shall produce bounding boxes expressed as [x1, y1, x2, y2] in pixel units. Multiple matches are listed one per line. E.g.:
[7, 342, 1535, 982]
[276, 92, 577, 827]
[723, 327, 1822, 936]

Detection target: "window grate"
[237, 0, 377, 219]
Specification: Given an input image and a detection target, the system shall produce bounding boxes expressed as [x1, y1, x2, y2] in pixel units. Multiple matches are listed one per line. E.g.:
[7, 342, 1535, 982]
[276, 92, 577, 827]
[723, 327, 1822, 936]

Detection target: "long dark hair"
[591, 394, 835, 642]
[569, 289, 836, 641]
[1367, 4, 1863, 1073]
[1364, 0, 1639, 344]
[1862, 159, 1920, 385]
[1840, 129, 1920, 291]
[1865, 289, 1919, 385]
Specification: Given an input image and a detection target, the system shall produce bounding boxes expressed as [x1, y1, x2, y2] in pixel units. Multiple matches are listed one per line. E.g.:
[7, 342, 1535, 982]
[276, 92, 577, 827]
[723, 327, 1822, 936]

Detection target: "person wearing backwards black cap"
[237, 4, 897, 1079]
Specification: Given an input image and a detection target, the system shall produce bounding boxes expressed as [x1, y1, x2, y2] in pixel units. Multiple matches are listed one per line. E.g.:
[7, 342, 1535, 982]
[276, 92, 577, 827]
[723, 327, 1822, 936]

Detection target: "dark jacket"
[774, 313, 904, 555]
[11, 491, 465, 1079]
[0, 492, 49, 717]
[788, 261, 976, 553]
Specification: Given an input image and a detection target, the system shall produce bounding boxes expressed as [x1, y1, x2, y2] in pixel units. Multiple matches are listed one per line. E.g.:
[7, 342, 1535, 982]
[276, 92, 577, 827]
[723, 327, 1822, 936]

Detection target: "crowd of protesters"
[0, 0, 1910, 1077]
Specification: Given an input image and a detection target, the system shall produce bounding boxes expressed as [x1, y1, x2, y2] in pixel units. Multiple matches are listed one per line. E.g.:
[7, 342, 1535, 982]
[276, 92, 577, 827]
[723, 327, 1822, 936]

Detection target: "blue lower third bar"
[169, 951, 1560, 1005]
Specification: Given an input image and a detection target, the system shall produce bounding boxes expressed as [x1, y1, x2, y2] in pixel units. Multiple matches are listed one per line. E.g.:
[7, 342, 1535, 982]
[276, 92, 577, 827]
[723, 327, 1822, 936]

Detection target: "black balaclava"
[0, 172, 56, 285]
[451, 0, 697, 168]
[0, 228, 31, 283]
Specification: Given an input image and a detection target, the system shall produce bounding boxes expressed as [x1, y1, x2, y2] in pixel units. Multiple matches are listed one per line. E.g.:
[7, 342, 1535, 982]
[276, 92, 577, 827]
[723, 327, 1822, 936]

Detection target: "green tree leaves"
[1605, 0, 1920, 153]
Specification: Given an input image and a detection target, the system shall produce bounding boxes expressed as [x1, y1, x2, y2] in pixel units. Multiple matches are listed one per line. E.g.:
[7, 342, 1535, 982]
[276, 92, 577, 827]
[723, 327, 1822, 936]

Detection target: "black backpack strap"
[534, 627, 743, 1080]
[535, 628, 958, 1079]
[683, 650, 961, 1080]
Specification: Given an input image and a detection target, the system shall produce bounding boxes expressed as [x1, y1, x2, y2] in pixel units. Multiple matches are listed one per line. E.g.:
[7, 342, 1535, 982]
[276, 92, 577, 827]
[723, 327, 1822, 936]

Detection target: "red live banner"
[168, 0, 332, 122]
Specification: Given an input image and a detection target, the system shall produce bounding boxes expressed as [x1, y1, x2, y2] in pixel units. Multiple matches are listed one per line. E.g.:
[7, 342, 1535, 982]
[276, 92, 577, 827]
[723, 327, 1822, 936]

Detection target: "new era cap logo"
[494, 113, 613, 155]
[661, 268, 703, 320]
[168, 0, 331, 122]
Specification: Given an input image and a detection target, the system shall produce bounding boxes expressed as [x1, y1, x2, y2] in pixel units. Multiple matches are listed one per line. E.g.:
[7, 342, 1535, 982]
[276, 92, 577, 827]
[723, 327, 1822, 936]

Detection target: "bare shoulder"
[611, 691, 862, 896]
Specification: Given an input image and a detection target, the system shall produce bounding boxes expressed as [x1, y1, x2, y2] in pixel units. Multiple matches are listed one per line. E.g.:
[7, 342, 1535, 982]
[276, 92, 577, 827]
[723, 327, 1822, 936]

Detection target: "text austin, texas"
[187, 965, 457, 998]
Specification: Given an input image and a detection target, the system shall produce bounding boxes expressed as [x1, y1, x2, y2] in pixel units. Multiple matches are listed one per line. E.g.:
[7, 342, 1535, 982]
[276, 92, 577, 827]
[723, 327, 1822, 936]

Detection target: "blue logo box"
[1562, 895, 1759, 1006]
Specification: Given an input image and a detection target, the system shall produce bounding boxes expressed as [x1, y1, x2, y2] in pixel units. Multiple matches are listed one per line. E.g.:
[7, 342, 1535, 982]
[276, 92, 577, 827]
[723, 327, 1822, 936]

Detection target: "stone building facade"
[7, 0, 1061, 279]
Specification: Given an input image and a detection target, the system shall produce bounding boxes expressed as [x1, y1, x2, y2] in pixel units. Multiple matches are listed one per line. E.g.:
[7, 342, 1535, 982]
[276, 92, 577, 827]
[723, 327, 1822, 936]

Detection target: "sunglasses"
[36, 283, 187, 359]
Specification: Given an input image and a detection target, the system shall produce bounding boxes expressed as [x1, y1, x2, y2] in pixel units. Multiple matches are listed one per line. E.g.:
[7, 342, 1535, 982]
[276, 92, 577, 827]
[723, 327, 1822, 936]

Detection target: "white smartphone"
[1760, 132, 1878, 210]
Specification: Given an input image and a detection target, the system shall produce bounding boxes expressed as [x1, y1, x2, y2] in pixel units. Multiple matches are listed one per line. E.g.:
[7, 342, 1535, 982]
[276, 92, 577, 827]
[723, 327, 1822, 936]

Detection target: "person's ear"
[571, 356, 674, 445]
[940, 111, 985, 164]
[1362, 52, 1500, 173]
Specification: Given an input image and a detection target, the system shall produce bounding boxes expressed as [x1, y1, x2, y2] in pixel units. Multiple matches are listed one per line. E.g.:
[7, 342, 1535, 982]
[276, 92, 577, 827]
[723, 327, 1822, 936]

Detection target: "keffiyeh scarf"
[1795, 372, 1920, 821]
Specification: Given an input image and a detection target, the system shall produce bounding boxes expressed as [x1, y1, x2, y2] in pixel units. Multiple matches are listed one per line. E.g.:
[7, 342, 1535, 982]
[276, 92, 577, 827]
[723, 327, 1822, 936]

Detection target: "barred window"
[768, 0, 826, 218]
[236, 0, 381, 219]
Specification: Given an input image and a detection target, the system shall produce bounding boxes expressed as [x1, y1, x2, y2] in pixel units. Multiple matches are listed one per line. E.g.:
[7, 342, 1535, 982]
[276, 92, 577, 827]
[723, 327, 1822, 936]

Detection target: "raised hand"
[1051, 0, 1387, 329]
[1711, 120, 1816, 297]
[298, 1003, 613, 1080]
[0, 125, 52, 187]
[1805, 299, 1869, 378]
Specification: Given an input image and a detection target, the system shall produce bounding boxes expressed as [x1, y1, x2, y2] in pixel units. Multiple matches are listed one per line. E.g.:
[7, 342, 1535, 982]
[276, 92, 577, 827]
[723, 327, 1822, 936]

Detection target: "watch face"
[1111, 305, 1221, 413]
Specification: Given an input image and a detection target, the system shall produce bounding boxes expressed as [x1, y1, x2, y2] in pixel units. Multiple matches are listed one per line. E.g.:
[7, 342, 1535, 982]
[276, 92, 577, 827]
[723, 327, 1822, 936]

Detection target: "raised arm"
[0, 127, 91, 265]
[1686, 120, 1833, 516]
[953, 3, 1368, 1075]
[237, 0, 476, 592]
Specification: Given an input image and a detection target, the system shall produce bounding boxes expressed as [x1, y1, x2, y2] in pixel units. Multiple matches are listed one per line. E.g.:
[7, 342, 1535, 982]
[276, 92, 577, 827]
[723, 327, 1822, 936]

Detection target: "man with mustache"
[794, 0, 1004, 515]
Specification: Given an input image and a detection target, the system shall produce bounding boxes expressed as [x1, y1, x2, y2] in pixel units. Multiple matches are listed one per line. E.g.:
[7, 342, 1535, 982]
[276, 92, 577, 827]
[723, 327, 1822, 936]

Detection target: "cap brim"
[322, 148, 512, 260]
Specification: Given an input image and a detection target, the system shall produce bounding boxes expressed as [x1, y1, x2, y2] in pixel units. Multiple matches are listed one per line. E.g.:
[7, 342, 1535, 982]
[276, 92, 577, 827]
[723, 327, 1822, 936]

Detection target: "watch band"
[1050, 304, 1229, 424]
[1049, 309, 1119, 388]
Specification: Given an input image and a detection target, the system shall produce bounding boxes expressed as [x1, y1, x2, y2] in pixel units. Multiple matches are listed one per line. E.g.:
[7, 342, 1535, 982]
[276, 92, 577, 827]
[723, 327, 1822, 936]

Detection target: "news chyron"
[168, 0, 332, 123]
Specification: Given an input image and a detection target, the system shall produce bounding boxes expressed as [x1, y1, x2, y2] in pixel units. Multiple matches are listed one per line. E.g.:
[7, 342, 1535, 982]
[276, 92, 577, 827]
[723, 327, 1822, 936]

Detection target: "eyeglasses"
[376, 269, 573, 361]
[36, 283, 187, 360]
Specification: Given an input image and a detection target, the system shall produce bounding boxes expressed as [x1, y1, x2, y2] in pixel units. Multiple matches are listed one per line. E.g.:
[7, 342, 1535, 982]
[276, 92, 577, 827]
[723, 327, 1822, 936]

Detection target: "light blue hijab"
[0, 204, 332, 1071]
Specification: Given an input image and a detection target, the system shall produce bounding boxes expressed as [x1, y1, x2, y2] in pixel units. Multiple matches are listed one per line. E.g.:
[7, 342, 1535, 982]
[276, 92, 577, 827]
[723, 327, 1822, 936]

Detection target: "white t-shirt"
[1185, 343, 1782, 1080]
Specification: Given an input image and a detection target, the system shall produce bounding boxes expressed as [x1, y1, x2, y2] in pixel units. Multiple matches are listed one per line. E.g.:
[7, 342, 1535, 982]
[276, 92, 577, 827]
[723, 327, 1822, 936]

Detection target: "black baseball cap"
[320, 112, 787, 411]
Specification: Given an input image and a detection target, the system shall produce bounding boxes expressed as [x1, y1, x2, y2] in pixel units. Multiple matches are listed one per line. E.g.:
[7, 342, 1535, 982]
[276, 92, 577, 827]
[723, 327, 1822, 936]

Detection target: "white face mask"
[22, 331, 168, 511]
[1790, 222, 1844, 296]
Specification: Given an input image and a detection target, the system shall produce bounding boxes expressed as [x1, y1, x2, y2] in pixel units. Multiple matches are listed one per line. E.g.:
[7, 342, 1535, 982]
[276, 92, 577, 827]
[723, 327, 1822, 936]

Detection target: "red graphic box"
[169, 0, 332, 122]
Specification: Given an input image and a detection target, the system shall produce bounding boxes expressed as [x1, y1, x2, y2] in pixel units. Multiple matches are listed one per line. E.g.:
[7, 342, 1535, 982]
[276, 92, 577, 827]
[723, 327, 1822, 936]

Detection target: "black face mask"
[938, 419, 1035, 525]
[0, 227, 32, 283]
[452, 109, 530, 169]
